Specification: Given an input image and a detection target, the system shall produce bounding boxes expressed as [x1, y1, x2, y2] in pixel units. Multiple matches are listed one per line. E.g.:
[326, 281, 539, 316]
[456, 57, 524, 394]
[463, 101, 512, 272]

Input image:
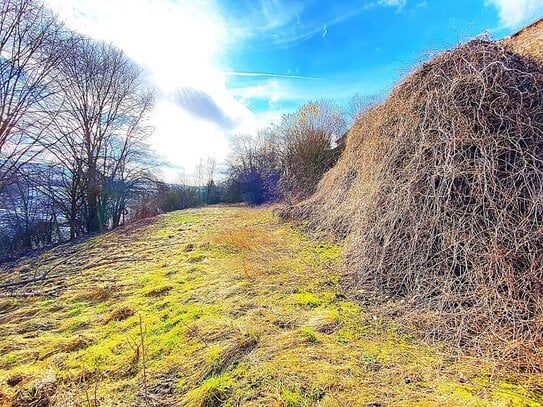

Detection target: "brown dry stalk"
[282, 39, 543, 372]
[139, 314, 149, 406]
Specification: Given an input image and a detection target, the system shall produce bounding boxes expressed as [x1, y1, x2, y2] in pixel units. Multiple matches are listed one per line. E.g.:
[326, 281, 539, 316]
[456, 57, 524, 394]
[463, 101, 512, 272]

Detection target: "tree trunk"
[86, 161, 100, 233]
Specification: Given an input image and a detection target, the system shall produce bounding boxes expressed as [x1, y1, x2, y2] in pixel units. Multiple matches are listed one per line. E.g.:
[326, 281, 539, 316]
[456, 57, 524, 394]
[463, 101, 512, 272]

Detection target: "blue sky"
[221, 0, 514, 115]
[44, 0, 543, 180]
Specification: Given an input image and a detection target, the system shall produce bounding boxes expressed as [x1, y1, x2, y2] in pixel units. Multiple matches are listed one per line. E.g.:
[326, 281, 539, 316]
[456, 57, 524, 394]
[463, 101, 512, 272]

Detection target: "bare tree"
[49, 36, 154, 233]
[0, 164, 57, 258]
[101, 131, 155, 228]
[0, 0, 65, 190]
[40, 159, 86, 240]
[205, 157, 216, 186]
[204, 157, 216, 203]
[194, 159, 204, 202]
[0, 3, 158, 257]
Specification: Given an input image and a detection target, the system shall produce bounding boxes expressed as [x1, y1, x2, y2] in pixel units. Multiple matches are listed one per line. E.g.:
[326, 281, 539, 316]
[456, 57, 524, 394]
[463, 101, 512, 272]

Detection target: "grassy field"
[0, 206, 541, 406]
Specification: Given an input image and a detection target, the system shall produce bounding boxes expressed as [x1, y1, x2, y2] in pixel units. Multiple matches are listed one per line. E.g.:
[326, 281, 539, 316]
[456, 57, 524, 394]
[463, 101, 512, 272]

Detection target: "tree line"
[0, 0, 377, 260]
[0, 0, 160, 258]
[223, 95, 378, 205]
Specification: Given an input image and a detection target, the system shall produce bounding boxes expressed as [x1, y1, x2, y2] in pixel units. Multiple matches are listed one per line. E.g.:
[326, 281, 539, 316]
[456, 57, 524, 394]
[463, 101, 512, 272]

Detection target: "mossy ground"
[0, 206, 541, 406]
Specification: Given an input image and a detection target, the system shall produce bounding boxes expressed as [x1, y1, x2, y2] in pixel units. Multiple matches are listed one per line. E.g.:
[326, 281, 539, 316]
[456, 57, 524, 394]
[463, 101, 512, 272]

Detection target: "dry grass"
[74, 286, 113, 302]
[282, 39, 543, 371]
[504, 18, 543, 64]
[0, 206, 541, 405]
[103, 306, 135, 324]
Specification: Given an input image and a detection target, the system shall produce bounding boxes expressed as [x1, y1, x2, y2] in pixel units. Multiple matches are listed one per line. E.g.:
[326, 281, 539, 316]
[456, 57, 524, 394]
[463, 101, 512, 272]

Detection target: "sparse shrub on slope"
[279, 100, 347, 201]
[284, 39, 543, 370]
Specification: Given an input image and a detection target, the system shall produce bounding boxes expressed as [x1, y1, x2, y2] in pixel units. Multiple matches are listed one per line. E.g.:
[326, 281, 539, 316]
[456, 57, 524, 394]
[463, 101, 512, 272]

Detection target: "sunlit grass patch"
[290, 292, 322, 308]
[182, 372, 234, 406]
[300, 327, 320, 344]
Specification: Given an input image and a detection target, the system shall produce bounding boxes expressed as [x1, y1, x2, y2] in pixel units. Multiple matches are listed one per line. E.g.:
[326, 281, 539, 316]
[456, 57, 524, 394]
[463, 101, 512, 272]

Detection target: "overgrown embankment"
[283, 39, 543, 370]
[0, 206, 541, 406]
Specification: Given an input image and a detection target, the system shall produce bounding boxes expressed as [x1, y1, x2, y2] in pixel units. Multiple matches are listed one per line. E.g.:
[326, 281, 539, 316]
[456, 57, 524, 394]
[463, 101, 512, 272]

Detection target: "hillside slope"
[0, 207, 541, 406]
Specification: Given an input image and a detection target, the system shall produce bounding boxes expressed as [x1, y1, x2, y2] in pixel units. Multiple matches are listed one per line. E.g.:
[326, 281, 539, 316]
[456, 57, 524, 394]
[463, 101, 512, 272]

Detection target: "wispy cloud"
[225, 0, 305, 42]
[485, 0, 543, 29]
[171, 87, 238, 130]
[363, 0, 408, 12]
[257, 7, 359, 47]
[247, 0, 409, 47]
[378, 0, 407, 11]
[229, 70, 393, 109]
[223, 71, 319, 79]
[220, 0, 370, 47]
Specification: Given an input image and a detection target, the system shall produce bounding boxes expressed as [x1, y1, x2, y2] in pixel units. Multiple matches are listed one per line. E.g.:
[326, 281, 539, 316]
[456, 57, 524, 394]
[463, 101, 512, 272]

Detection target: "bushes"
[226, 100, 347, 205]
[285, 39, 543, 370]
[237, 168, 276, 205]
[278, 101, 346, 200]
[225, 132, 282, 206]
[155, 182, 200, 213]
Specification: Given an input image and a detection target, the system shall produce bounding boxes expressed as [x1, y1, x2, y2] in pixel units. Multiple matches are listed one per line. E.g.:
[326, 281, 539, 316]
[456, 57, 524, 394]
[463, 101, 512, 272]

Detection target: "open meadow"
[1, 206, 541, 406]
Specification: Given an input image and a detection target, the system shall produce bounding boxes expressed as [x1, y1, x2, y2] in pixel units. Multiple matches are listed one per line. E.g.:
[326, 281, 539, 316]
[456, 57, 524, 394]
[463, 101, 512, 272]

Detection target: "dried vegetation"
[282, 39, 543, 371]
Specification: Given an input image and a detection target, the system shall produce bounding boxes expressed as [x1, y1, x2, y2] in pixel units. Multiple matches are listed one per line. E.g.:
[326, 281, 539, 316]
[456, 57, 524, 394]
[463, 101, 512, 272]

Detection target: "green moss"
[188, 250, 205, 263]
[67, 302, 86, 317]
[436, 382, 479, 403]
[1, 353, 18, 367]
[290, 292, 321, 308]
[183, 372, 233, 406]
[280, 388, 306, 407]
[300, 327, 320, 344]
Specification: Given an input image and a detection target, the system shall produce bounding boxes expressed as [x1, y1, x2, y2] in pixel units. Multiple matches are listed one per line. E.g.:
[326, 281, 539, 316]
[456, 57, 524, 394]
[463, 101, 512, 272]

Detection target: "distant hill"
[504, 17, 543, 63]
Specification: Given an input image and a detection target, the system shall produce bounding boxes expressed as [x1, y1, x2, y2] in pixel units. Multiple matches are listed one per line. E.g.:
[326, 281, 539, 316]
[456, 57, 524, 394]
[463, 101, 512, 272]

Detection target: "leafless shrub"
[283, 39, 543, 371]
[279, 100, 346, 201]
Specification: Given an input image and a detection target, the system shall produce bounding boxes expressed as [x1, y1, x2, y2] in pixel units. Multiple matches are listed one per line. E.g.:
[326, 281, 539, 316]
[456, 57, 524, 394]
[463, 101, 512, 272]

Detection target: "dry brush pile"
[283, 39, 543, 371]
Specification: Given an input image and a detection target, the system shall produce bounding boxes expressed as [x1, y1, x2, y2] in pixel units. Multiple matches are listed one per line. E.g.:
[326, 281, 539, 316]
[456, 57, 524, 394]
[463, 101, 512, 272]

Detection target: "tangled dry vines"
[283, 39, 543, 371]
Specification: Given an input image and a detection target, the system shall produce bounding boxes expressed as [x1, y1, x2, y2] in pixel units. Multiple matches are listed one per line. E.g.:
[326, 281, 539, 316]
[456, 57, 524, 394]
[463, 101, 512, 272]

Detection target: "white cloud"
[150, 100, 230, 181]
[40, 0, 393, 182]
[378, 0, 407, 9]
[43, 0, 257, 181]
[486, 0, 543, 28]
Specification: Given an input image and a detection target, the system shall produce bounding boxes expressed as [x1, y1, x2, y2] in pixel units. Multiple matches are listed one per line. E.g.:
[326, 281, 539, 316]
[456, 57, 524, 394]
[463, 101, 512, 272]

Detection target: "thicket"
[283, 39, 543, 371]
[225, 100, 347, 205]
